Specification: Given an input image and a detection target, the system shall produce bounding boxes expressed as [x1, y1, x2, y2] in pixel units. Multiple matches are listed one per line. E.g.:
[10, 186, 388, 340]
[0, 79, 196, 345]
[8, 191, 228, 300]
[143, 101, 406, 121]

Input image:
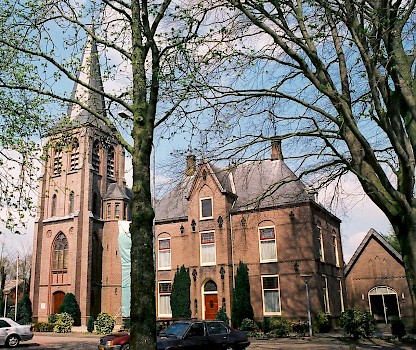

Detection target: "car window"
[207, 322, 228, 335]
[163, 322, 190, 337]
[0, 320, 10, 328]
[187, 323, 205, 337]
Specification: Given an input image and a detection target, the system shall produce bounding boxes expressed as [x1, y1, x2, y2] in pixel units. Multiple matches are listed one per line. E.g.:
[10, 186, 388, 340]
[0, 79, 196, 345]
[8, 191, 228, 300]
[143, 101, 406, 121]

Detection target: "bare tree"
[180, 0, 416, 324]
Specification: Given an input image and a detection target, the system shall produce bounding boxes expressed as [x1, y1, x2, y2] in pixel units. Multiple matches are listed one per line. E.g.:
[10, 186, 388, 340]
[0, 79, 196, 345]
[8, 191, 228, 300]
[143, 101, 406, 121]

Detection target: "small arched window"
[107, 146, 115, 178]
[52, 194, 57, 217]
[92, 140, 100, 173]
[53, 232, 68, 271]
[69, 191, 75, 213]
[70, 138, 79, 171]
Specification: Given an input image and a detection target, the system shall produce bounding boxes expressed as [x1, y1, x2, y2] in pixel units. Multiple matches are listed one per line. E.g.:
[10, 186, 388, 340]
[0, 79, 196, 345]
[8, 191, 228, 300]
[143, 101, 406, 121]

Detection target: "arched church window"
[107, 146, 115, 178]
[92, 140, 100, 173]
[53, 232, 68, 271]
[52, 194, 57, 217]
[69, 191, 75, 213]
[53, 148, 62, 175]
[204, 280, 218, 292]
[70, 138, 79, 171]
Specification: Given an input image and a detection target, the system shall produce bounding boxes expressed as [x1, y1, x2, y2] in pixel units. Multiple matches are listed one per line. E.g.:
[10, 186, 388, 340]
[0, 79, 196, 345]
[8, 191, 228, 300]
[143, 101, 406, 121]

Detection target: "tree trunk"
[394, 215, 416, 327]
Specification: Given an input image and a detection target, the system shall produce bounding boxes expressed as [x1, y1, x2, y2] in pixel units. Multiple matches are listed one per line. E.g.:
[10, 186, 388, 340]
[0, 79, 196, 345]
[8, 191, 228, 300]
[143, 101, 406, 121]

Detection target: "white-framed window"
[317, 225, 325, 262]
[115, 203, 120, 218]
[259, 226, 277, 262]
[158, 238, 171, 270]
[200, 197, 213, 219]
[338, 279, 344, 312]
[323, 276, 330, 314]
[200, 231, 216, 265]
[333, 234, 340, 267]
[106, 203, 111, 219]
[158, 281, 172, 317]
[262, 275, 281, 315]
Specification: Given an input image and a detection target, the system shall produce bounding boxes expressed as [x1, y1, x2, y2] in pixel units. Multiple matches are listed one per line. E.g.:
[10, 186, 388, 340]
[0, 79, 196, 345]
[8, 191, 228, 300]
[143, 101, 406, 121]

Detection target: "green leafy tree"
[232, 262, 254, 328]
[0, 1, 210, 348]
[58, 293, 81, 326]
[170, 265, 191, 319]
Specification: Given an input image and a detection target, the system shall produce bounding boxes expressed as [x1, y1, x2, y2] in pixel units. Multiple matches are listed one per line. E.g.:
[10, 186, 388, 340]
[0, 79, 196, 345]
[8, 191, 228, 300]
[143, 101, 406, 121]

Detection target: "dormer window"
[200, 197, 213, 219]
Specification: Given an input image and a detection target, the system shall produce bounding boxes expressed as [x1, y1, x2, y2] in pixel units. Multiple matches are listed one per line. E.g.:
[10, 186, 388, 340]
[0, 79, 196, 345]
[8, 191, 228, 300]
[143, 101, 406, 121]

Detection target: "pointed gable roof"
[154, 157, 314, 222]
[344, 228, 403, 276]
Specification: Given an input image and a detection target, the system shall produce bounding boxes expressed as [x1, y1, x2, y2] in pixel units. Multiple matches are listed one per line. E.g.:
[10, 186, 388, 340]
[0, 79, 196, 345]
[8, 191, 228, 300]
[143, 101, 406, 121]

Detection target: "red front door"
[204, 294, 218, 320]
[53, 291, 65, 314]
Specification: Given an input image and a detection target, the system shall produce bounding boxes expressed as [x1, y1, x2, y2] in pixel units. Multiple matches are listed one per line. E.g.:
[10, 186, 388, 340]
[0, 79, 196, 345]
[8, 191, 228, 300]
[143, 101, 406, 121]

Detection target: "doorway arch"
[203, 280, 218, 320]
[52, 291, 65, 314]
[368, 286, 400, 323]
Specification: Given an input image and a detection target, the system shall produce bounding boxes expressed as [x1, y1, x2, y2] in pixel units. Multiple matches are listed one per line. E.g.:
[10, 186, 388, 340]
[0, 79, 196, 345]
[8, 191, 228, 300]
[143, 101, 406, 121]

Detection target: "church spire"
[66, 30, 107, 129]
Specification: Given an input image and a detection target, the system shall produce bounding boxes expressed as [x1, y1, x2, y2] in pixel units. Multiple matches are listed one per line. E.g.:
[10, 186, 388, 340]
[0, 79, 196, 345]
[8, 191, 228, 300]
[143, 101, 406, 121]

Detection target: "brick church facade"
[30, 38, 346, 326]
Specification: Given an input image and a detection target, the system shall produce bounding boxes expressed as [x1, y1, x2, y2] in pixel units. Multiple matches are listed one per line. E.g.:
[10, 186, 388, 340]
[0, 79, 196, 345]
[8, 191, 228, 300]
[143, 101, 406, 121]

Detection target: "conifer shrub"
[53, 312, 74, 333]
[231, 262, 254, 328]
[170, 265, 191, 318]
[340, 308, 375, 338]
[58, 293, 81, 326]
[87, 315, 95, 333]
[95, 312, 115, 335]
[216, 307, 229, 324]
[16, 294, 32, 324]
[391, 318, 406, 340]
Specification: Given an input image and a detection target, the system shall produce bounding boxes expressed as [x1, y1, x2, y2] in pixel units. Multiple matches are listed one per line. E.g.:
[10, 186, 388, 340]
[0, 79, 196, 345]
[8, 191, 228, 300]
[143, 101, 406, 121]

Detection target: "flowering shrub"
[95, 312, 115, 335]
[53, 312, 74, 333]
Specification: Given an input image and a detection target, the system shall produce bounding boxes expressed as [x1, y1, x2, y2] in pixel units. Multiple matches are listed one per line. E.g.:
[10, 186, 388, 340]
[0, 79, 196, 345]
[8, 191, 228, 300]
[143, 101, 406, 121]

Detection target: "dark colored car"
[98, 320, 250, 350]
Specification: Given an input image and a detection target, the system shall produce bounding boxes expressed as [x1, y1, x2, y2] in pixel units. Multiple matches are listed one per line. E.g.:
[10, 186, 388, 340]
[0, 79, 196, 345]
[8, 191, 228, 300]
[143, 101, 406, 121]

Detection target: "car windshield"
[161, 322, 190, 337]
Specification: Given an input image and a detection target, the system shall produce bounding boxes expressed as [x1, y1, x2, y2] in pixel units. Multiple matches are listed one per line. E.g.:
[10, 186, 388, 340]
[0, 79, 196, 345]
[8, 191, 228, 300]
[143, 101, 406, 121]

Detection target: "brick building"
[30, 38, 346, 326]
[30, 38, 130, 325]
[154, 148, 346, 324]
[345, 228, 411, 325]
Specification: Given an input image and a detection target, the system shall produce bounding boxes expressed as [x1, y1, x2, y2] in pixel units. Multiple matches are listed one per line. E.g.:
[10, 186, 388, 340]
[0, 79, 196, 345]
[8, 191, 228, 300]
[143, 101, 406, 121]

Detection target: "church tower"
[30, 36, 128, 325]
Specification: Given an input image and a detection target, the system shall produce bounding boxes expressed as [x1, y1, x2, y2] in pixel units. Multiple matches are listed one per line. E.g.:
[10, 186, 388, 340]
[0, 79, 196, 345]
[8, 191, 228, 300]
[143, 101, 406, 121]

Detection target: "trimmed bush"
[391, 318, 406, 340]
[292, 320, 308, 336]
[315, 311, 331, 333]
[340, 308, 375, 339]
[53, 312, 74, 333]
[95, 312, 115, 335]
[240, 318, 259, 332]
[33, 322, 54, 332]
[87, 315, 95, 333]
[268, 317, 292, 338]
[216, 307, 229, 324]
[58, 293, 81, 326]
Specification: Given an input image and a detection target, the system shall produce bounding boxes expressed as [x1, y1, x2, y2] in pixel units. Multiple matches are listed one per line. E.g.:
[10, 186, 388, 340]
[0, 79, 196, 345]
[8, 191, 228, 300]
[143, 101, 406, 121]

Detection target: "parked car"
[98, 320, 250, 350]
[0, 317, 33, 348]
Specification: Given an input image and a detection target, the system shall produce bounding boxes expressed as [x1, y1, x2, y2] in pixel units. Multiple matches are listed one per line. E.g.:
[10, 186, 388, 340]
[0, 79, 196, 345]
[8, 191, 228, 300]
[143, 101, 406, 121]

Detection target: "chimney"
[271, 139, 283, 160]
[185, 155, 196, 176]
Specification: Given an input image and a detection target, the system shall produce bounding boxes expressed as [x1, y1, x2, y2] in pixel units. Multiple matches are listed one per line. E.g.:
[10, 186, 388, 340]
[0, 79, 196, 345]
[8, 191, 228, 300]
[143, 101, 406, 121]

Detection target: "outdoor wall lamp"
[180, 225, 185, 235]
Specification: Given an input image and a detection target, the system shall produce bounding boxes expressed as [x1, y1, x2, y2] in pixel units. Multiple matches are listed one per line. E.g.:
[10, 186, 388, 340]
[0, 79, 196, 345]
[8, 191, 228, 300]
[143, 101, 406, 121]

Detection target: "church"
[30, 38, 346, 326]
